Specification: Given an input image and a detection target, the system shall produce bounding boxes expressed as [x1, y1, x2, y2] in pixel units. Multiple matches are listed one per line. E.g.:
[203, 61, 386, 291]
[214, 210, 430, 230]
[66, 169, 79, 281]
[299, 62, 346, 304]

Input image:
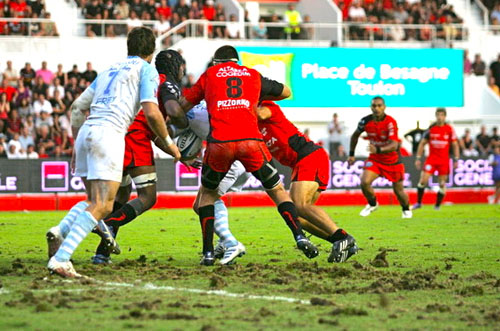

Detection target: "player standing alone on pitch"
[181, 45, 319, 265]
[45, 27, 180, 278]
[413, 108, 460, 210]
[349, 96, 412, 219]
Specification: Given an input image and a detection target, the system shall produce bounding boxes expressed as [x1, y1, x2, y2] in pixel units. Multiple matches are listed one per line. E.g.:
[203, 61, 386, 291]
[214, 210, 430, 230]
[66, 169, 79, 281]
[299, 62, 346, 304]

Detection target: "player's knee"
[201, 167, 225, 191]
[417, 182, 426, 188]
[438, 186, 446, 195]
[252, 162, 280, 190]
[132, 173, 157, 190]
[360, 180, 371, 189]
[294, 201, 309, 215]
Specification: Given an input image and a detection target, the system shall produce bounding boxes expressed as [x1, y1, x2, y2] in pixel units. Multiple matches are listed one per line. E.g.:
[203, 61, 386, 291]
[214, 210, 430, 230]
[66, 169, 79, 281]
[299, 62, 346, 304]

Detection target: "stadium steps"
[45, 0, 80, 37]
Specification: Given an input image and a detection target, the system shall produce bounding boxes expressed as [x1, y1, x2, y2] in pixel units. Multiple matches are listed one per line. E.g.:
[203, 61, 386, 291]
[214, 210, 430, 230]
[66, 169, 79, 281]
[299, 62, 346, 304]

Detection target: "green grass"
[0, 204, 499, 330]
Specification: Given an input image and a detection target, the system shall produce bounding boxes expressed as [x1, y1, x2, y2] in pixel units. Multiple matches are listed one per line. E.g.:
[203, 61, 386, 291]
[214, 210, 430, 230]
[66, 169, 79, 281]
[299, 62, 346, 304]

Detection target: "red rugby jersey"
[183, 62, 262, 143]
[357, 114, 400, 164]
[258, 101, 321, 168]
[128, 74, 178, 139]
[424, 123, 457, 163]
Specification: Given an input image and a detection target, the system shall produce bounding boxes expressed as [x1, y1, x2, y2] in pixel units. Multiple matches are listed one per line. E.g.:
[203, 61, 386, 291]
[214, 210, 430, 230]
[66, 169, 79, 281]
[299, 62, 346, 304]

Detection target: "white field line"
[0, 288, 10, 294]
[21, 279, 311, 305]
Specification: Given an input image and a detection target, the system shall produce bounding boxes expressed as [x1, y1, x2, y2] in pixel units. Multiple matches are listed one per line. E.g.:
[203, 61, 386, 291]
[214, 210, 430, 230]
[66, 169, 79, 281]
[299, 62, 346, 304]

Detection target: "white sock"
[54, 211, 98, 262]
[58, 201, 89, 238]
[214, 200, 237, 248]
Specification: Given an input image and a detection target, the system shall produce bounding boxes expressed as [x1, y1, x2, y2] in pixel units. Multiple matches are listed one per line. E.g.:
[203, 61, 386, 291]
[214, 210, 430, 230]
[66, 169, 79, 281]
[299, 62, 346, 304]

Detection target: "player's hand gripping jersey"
[357, 114, 400, 164]
[424, 123, 457, 164]
[184, 61, 281, 142]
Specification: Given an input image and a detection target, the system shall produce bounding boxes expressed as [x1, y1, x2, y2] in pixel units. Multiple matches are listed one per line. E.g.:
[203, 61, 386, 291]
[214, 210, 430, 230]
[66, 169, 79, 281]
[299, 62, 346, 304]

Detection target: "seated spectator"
[299, 14, 313, 39]
[215, 2, 225, 18]
[337, 144, 347, 158]
[7, 132, 23, 153]
[59, 128, 73, 156]
[38, 145, 49, 158]
[49, 90, 66, 114]
[268, 14, 283, 40]
[476, 125, 491, 155]
[490, 127, 499, 149]
[116, 0, 130, 21]
[0, 133, 7, 150]
[490, 54, 500, 90]
[102, 0, 116, 19]
[22, 114, 36, 137]
[36, 125, 55, 154]
[40, 12, 59, 36]
[174, 0, 190, 19]
[213, 14, 226, 38]
[47, 77, 65, 99]
[127, 10, 143, 32]
[0, 93, 10, 120]
[489, 76, 500, 96]
[35, 61, 54, 85]
[3, 61, 19, 87]
[19, 126, 35, 151]
[84, 0, 103, 19]
[33, 94, 53, 116]
[6, 142, 26, 159]
[0, 144, 7, 158]
[189, 1, 202, 19]
[471, 54, 486, 76]
[65, 76, 82, 98]
[26, 144, 38, 159]
[58, 109, 72, 138]
[225, 14, 240, 39]
[154, 14, 171, 36]
[491, 3, 500, 24]
[460, 128, 474, 154]
[82, 62, 97, 84]
[0, 79, 18, 102]
[17, 97, 32, 118]
[252, 18, 267, 39]
[129, 0, 144, 17]
[62, 91, 74, 110]
[35, 110, 54, 131]
[54, 64, 67, 86]
[19, 62, 36, 88]
[6, 109, 22, 137]
[157, 0, 171, 20]
[463, 143, 479, 157]
[32, 76, 48, 98]
[67, 65, 81, 81]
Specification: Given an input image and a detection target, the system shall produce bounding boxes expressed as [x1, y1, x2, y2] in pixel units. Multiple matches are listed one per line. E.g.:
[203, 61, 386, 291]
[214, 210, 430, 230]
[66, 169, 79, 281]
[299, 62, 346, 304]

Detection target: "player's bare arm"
[348, 129, 362, 166]
[179, 96, 195, 113]
[415, 137, 429, 170]
[142, 101, 181, 162]
[452, 140, 460, 168]
[164, 99, 188, 129]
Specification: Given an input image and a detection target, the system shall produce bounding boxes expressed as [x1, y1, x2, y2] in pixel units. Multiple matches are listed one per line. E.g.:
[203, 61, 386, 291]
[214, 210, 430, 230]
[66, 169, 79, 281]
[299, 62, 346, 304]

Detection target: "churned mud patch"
[310, 297, 335, 306]
[370, 250, 389, 268]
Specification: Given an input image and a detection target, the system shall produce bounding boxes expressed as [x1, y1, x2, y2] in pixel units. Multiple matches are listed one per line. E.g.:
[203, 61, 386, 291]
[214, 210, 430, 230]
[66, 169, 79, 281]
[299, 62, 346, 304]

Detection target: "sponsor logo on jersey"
[215, 66, 251, 77]
[217, 99, 250, 108]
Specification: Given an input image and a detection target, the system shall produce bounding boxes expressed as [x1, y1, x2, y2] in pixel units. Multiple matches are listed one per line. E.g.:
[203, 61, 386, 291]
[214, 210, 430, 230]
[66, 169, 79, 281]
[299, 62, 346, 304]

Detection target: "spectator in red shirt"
[0, 79, 18, 102]
[157, 0, 171, 19]
[6, 108, 22, 137]
[203, 0, 216, 21]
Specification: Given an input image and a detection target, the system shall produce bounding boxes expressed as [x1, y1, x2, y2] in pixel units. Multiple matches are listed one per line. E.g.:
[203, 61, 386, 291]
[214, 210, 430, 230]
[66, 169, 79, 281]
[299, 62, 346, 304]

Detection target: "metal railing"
[0, 17, 58, 37]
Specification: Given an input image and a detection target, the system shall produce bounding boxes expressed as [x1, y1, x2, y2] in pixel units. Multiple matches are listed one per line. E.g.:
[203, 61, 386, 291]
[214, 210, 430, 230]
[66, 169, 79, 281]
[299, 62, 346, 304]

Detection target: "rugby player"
[91, 50, 186, 264]
[413, 108, 459, 210]
[181, 45, 318, 265]
[46, 27, 180, 278]
[257, 101, 358, 263]
[348, 96, 412, 219]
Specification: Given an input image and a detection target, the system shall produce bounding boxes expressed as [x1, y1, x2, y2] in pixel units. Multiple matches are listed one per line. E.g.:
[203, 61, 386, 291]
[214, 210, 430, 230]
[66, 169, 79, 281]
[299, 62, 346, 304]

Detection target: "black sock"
[277, 201, 305, 239]
[95, 227, 119, 257]
[436, 192, 445, 207]
[326, 228, 348, 243]
[367, 197, 377, 207]
[104, 203, 137, 228]
[112, 201, 124, 213]
[199, 205, 215, 254]
[417, 187, 425, 204]
[402, 204, 410, 211]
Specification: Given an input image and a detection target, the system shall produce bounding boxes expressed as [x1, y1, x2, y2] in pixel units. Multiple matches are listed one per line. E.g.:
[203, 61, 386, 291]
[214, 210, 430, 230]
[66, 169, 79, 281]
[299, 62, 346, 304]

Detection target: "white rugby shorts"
[74, 124, 125, 182]
[217, 161, 251, 196]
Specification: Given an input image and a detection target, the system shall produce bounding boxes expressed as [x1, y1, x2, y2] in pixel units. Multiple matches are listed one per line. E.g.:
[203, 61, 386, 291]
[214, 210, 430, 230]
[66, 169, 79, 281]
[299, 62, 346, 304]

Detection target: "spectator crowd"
[464, 52, 500, 97]
[0, 0, 59, 36]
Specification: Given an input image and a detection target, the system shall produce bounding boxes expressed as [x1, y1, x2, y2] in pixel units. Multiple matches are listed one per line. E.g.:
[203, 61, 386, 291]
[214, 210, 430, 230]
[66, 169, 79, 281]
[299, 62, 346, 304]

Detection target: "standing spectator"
[19, 126, 34, 151]
[40, 12, 59, 36]
[67, 65, 81, 81]
[284, 3, 302, 39]
[3, 60, 19, 87]
[299, 14, 313, 39]
[189, 0, 201, 19]
[475, 125, 491, 155]
[225, 14, 240, 39]
[153, 14, 171, 36]
[489, 54, 500, 90]
[54, 64, 67, 86]
[32, 76, 48, 98]
[0, 79, 18, 102]
[404, 121, 425, 155]
[213, 14, 226, 38]
[102, 0, 115, 19]
[26, 144, 39, 158]
[471, 54, 486, 76]
[129, 0, 144, 17]
[463, 49, 472, 75]
[35, 61, 54, 85]
[174, 0, 190, 19]
[19, 62, 36, 88]
[33, 94, 53, 116]
[126, 11, 143, 32]
[82, 62, 97, 84]
[490, 127, 499, 148]
[327, 113, 344, 159]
